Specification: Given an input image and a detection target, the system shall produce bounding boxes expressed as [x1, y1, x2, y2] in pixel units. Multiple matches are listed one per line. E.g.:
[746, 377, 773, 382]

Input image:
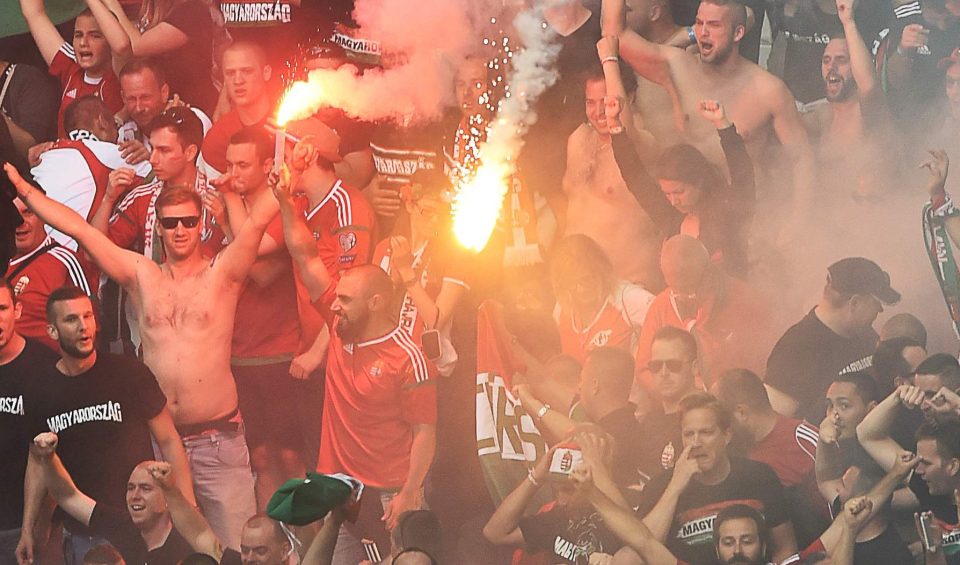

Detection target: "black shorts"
[233, 361, 304, 450]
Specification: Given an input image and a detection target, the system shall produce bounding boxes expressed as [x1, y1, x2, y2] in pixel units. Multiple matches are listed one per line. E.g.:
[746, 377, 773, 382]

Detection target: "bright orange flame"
[452, 161, 510, 252]
[276, 81, 324, 126]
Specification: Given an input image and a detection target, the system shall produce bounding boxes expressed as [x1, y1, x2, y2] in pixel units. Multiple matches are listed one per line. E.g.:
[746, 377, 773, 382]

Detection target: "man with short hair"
[18, 0, 122, 137]
[29, 95, 153, 251]
[6, 156, 276, 549]
[277, 199, 436, 561]
[18, 287, 192, 564]
[218, 515, 291, 565]
[765, 257, 898, 422]
[632, 392, 797, 564]
[635, 235, 773, 385]
[0, 277, 58, 562]
[219, 128, 305, 509]
[714, 368, 828, 547]
[604, 0, 816, 223]
[115, 58, 212, 160]
[909, 421, 960, 562]
[6, 196, 91, 350]
[878, 312, 927, 346]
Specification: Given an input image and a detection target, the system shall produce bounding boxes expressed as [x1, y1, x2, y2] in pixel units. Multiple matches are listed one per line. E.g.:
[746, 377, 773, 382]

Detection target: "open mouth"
[700, 40, 714, 54]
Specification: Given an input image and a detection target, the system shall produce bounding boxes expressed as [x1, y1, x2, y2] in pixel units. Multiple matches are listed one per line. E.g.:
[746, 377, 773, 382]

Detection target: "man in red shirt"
[19, 0, 122, 138]
[635, 235, 774, 386]
[200, 41, 274, 179]
[277, 163, 436, 558]
[5, 198, 91, 351]
[713, 368, 830, 548]
[218, 128, 304, 510]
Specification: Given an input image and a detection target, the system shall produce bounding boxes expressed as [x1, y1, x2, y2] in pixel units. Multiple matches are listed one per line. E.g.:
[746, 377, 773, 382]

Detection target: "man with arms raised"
[604, 0, 816, 222]
[4, 160, 277, 550]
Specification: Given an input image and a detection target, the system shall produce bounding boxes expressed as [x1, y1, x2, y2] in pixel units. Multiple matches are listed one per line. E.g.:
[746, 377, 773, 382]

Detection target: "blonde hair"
[138, 0, 184, 30]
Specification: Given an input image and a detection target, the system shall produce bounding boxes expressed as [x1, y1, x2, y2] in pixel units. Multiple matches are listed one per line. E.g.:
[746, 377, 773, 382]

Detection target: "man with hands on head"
[28, 432, 223, 565]
[482, 430, 628, 564]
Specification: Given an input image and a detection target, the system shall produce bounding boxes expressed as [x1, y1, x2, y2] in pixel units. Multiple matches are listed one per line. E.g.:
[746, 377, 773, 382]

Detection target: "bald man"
[879, 313, 927, 348]
[635, 235, 774, 386]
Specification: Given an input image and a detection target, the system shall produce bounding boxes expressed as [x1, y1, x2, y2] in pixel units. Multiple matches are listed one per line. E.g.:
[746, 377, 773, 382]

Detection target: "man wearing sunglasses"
[4, 155, 278, 550]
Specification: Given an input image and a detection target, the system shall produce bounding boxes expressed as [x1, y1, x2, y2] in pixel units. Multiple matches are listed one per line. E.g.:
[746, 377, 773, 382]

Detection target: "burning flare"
[452, 161, 511, 252]
[276, 81, 326, 126]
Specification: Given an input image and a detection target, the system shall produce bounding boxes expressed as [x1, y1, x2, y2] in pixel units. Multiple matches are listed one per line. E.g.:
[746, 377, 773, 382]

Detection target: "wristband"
[527, 468, 540, 487]
[600, 56, 619, 65]
[536, 403, 551, 420]
[687, 26, 696, 43]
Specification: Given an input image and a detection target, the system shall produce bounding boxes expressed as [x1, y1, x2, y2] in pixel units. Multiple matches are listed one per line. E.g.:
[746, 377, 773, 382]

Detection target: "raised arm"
[29, 433, 96, 527]
[81, 0, 132, 70]
[768, 80, 817, 224]
[85, 0, 188, 58]
[572, 466, 677, 565]
[215, 187, 279, 285]
[482, 446, 558, 547]
[857, 385, 924, 471]
[641, 445, 699, 542]
[836, 0, 877, 97]
[922, 150, 960, 248]
[272, 170, 333, 302]
[5, 163, 149, 289]
[388, 236, 466, 330]
[147, 462, 223, 559]
[18, 0, 66, 66]
[701, 100, 755, 213]
[815, 417, 847, 502]
[602, 0, 673, 84]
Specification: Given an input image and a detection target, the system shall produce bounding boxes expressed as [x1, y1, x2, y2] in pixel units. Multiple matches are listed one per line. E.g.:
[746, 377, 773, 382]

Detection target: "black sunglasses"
[648, 359, 686, 373]
[158, 215, 200, 229]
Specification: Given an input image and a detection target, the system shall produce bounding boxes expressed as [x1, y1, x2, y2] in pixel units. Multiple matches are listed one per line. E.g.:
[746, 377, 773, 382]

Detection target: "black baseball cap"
[827, 257, 901, 305]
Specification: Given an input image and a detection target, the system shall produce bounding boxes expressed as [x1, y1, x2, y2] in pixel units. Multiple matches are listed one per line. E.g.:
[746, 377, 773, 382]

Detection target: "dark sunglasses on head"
[158, 215, 200, 229]
[648, 359, 686, 373]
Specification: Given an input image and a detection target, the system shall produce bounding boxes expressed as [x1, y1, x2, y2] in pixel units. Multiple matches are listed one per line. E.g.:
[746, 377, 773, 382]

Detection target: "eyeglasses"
[648, 359, 687, 373]
[158, 215, 200, 229]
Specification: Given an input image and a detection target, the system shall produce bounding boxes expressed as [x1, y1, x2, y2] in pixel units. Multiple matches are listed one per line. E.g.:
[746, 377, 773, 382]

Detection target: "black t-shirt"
[161, 0, 218, 114]
[636, 457, 790, 565]
[853, 524, 912, 565]
[597, 404, 648, 489]
[519, 503, 623, 564]
[88, 503, 194, 565]
[888, 4, 960, 120]
[777, 0, 890, 103]
[0, 339, 58, 529]
[635, 409, 683, 489]
[765, 309, 877, 423]
[24, 353, 167, 534]
[1, 63, 59, 143]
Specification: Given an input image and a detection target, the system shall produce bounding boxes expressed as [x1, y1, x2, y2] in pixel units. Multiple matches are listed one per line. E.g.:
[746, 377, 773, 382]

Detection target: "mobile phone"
[549, 446, 583, 480]
[420, 329, 442, 361]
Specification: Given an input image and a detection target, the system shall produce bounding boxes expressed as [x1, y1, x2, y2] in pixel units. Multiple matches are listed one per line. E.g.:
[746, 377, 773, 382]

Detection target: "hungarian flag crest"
[475, 300, 549, 506]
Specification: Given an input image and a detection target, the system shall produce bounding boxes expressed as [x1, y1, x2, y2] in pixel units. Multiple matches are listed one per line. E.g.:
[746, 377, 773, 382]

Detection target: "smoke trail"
[451, 7, 561, 251]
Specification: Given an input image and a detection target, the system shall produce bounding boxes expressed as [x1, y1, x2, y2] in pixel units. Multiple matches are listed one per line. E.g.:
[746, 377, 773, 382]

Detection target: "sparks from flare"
[452, 161, 511, 252]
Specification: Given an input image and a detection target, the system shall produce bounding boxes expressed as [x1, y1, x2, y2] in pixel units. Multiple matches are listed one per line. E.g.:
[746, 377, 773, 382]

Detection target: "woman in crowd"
[83, 0, 219, 114]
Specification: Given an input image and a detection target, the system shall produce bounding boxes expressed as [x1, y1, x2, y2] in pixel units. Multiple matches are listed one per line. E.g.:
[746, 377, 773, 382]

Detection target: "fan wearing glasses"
[3, 159, 279, 550]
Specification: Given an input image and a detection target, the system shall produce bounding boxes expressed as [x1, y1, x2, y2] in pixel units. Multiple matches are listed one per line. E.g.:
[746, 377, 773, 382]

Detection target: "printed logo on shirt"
[661, 441, 676, 469]
[14, 276, 29, 295]
[46, 401, 123, 433]
[840, 355, 872, 375]
[220, 0, 292, 24]
[676, 500, 765, 548]
[343, 343, 354, 355]
[371, 153, 438, 177]
[370, 360, 384, 377]
[589, 329, 612, 348]
[339, 232, 357, 252]
[65, 88, 78, 100]
[0, 395, 24, 416]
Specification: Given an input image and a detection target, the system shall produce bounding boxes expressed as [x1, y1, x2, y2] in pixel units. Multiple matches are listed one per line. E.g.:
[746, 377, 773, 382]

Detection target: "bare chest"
[139, 274, 224, 332]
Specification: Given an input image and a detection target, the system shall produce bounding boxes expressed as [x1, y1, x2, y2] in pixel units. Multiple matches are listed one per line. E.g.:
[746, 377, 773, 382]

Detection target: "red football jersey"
[6, 239, 92, 350]
[749, 416, 818, 488]
[317, 325, 437, 489]
[294, 179, 375, 316]
[556, 283, 653, 365]
[49, 43, 122, 138]
[231, 216, 301, 359]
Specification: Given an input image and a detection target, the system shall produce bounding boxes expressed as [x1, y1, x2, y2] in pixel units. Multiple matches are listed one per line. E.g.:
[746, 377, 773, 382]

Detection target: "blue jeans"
[183, 429, 256, 551]
[0, 529, 19, 565]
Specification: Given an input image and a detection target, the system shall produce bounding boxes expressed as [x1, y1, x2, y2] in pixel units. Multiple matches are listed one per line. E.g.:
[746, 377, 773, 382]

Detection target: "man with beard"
[604, 0, 816, 227]
[276, 189, 436, 565]
[798, 0, 896, 198]
[18, 287, 192, 564]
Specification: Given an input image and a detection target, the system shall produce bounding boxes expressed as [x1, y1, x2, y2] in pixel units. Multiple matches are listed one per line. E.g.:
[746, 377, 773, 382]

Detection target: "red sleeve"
[108, 205, 143, 250]
[265, 215, 286, 249]
[799, 538, 826, 558]
[400, 357, 437, 426]
[48, 45, 76, 85]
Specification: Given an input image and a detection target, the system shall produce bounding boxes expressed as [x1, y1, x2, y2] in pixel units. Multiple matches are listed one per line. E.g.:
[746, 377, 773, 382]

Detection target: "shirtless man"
[799, 0, 895, 198]
[605, 0, 816, 219]
[562, 67, 662, 288]
[3, 162, 277, 550]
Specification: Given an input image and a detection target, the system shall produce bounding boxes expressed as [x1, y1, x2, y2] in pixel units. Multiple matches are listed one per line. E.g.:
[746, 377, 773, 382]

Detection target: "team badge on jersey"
[14, 276, 30, 295]
[339, 232, 357, 252]
[370, 360, 384, 377]
[661, 441, 676, 469]
[590, 329, 612, 348]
